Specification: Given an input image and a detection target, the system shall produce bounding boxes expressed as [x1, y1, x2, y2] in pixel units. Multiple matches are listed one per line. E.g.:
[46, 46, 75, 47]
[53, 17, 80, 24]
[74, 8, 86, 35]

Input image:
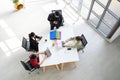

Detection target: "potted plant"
[13, 0, 24, 10]
[13, 0, 19, 3]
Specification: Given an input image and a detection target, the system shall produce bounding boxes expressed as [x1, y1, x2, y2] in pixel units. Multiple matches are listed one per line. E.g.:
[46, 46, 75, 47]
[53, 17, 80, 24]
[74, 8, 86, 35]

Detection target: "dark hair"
[55, 11, 60, 16]
[30, 54, 37, 59]
[76, 36, 82, 41]
[29, 32, 35, 38]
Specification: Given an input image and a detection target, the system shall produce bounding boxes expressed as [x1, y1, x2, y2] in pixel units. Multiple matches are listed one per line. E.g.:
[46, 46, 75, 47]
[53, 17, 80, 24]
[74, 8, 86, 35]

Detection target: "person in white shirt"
[62, 36, 83, 52]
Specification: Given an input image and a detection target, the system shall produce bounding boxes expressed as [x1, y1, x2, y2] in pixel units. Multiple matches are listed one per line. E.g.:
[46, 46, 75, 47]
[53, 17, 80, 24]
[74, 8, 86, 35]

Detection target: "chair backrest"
[81, 34, 88, 47]
[22, 37, 31, 51]
[20, 61, 34, 71]
[52, 10, 62, 15]
[22, 37, 27, 49]
[26, 41, 30, 51]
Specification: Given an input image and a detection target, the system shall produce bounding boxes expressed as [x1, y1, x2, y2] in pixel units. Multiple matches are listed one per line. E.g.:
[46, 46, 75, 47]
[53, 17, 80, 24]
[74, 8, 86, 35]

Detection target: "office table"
[39, 27, 79, 72]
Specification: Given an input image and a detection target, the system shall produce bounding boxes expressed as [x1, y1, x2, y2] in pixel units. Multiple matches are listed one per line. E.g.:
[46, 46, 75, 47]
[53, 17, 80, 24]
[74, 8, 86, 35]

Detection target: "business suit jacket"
[29, 37, 39, 52]
[48, 13, 63, 29]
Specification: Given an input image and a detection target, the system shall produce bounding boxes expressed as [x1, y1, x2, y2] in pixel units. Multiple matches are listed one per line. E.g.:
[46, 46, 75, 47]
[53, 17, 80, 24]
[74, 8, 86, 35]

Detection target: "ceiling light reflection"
[5, 52, 11, 56]
[5, 28, 16, 37]
[0, 19, 8, 28]
[0, 42, 9, 52]
[5, 37, 21, 50]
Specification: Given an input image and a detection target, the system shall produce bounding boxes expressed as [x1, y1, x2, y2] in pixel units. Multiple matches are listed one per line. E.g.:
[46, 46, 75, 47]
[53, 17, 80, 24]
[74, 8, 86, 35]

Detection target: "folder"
[50, 30, 61, 40]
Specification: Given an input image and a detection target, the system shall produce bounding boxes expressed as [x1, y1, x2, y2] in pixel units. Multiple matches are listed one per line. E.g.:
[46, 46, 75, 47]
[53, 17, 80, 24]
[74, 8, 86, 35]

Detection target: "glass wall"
[63, 0, 120, 39]
[89, 13, 100, 27]
[109, 0, 120, 17]
[86, 0, 120, 37]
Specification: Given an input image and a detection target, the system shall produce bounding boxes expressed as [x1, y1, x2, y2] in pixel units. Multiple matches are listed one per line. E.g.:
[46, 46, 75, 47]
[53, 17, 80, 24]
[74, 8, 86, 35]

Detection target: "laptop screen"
[44, 48, 51, 57]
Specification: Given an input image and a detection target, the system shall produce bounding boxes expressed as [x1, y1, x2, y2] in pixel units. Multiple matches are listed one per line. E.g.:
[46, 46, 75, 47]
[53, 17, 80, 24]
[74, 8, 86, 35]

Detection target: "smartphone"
[67, 48, 71, 50]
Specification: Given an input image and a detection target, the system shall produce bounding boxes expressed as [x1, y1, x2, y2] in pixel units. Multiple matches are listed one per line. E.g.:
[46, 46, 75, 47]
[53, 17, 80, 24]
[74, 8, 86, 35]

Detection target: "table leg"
[61, 63, 64, 70]
[67, 62, 76, 68]
[42, 67, 45, 72]
[61, 62, 76, 70]
[55, 65, 60, 71]
[72, 62, 76, 68]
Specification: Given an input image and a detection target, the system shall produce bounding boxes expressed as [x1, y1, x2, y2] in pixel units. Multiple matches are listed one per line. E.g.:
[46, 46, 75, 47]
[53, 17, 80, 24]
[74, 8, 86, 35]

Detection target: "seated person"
[62, 36, 83, 52]
[29, 32, 42, 52]
[47, 11, 64, 30]
[29, 52, 47, 68]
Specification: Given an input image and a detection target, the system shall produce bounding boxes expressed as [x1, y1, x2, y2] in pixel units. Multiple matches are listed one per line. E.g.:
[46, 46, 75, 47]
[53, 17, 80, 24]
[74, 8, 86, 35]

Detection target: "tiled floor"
[0, 0, 120, 80]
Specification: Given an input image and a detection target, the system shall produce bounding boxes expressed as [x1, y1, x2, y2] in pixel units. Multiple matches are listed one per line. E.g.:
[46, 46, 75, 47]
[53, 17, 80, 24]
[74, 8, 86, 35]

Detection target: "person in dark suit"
[48, 11, 64, 30]
[29, 32, 42, 52]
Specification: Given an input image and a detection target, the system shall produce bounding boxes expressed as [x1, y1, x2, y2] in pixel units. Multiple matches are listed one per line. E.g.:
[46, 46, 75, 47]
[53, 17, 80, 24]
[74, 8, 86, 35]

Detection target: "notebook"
[44, 48, 52, 57]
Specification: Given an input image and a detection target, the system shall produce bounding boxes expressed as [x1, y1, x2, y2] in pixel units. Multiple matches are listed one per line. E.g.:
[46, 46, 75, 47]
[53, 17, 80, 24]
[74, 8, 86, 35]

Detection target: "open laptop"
[44, 48, 52, 57]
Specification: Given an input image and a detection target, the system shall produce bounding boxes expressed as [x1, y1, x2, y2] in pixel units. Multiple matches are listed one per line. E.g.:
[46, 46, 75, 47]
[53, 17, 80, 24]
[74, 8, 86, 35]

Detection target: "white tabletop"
[39, 27, 79, 67]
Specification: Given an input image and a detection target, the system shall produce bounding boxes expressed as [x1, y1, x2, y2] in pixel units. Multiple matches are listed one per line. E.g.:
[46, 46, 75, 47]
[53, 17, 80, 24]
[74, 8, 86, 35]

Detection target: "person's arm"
[59, 14, 63, 24]
[66, 40, 82, 48]
[71, 41, 80, 48]
[39, 55, 47, 65]
[48, 13, 54, 22]
[34, 35, 42, 43]
[63, 37, 77, 48]
[36, 52, 45, 55]
[64, 44, 76, 48]
[47, 14, 51, 21]
[62, 37, 74, 47]
[64, 37, 74, 43]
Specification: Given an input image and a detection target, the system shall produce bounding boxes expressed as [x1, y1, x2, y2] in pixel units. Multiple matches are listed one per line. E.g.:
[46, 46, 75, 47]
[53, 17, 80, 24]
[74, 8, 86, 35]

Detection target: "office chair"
[52, 10, 64, 26]
[20, 60, 39, 74]
[22, 37, 34, 52]
[78, 34, 88, 53]
[52, 10, 62, 15]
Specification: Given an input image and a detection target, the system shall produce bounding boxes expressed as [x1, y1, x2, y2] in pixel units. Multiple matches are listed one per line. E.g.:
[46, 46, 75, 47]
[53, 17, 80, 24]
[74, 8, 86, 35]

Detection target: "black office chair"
[52, 10, 62, 15]
[78, 34, 88, 53]
[20, 60, 39, 74]
[22, 37, 34, 52]
[52, 10, 64, 26]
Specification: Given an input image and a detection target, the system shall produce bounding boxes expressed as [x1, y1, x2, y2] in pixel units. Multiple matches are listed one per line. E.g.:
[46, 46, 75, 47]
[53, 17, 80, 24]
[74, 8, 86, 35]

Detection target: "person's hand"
[38, 36, 42, 40]
[36, 38, 40, 42]
[38, 52, 44, 54]
[53, 21, 58, 24]
[36, 36, 42, 42]
[62, 41, 65, 47]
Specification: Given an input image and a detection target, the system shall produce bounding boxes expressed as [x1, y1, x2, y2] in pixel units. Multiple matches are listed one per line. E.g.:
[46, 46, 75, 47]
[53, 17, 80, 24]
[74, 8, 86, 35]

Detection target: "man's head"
[54, 11, 60, 18]
[76, 36, 82, 41]
[30, 54, 37, 59]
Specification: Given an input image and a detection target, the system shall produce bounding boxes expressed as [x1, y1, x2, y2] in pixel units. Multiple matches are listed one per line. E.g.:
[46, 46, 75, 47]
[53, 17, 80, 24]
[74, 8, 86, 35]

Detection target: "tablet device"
[44, 48, 52, 57]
